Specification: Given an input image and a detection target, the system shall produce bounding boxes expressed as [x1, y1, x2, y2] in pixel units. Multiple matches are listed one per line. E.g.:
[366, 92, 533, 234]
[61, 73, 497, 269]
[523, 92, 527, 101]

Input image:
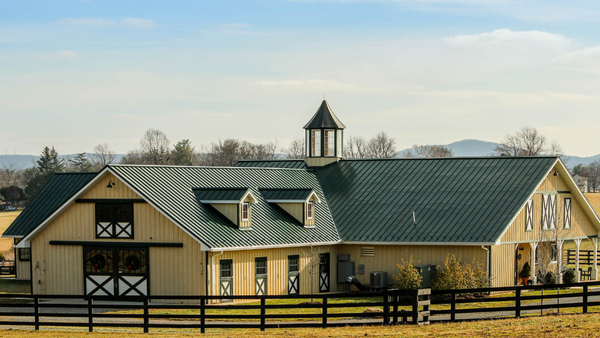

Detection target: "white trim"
[306, 191, 322, 203]
[266, 199, 306, 203]
[15, 240, 30, 249]
[241, 190, 258, 204]
[209, 240, 342, 252]
[199, 200, 241, 204]
[1, 235, 23, 238]
[342, 241, 495, 246]
[307, 201, 314, 220]
[324, 129, 335, 157]
[499, 236, 591, 245]
[241, 202, 250, 221]
[494, 159, 558, 245]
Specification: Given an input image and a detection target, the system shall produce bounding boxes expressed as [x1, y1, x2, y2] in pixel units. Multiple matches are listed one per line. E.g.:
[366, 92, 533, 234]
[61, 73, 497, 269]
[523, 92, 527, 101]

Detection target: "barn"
[4, 100, 600, 299]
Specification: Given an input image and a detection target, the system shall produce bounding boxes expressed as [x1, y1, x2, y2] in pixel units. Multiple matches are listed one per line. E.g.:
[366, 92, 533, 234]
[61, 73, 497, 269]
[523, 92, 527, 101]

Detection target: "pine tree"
[69, 153, 93, 172]
[172, 139, 196, 165]
[36, 146, 65, 173]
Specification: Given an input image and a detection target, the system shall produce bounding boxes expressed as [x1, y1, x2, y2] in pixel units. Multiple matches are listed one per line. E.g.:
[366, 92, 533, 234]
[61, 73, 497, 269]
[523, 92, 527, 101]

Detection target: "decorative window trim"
[541, 194, 557, 231]
[18, 248, 31, 261]
[525, 199, 533, 232]
[95, 203, 134, 239]
[307, 201, 314, 220]
[564, 197, 572, 230]
[311, 130, 321, 157]
[324, 129, 335, 157]
[241, 202, 250, 221]
[361, 247, 375, 257]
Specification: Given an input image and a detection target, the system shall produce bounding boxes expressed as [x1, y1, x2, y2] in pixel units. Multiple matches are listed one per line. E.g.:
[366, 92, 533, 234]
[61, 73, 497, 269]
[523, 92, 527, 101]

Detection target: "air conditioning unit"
[370, 271, 388, 288]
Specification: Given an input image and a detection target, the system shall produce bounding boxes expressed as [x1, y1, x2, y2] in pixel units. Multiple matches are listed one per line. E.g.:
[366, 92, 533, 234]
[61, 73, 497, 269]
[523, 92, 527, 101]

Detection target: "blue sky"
[2, 0, 600, 157]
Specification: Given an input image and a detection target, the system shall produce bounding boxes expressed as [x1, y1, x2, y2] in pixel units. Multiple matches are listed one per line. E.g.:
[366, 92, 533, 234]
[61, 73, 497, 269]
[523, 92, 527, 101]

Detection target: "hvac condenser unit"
[370, 271, 388, 288]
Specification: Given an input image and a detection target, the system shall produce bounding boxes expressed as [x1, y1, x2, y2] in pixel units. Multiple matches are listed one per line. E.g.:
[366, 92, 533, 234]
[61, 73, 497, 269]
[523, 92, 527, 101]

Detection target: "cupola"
[304, 100, 346, 167]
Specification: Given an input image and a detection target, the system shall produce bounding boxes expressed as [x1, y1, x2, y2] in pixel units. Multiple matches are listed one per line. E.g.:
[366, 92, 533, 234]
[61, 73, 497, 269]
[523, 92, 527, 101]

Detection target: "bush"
[0, 252, 5, 261]
[430, 255, 492, 292]
[393, 258, 423, 290]
[562, 269, 576, 284]
[519, 262, 531, 279]
[542, 271, 557, 286]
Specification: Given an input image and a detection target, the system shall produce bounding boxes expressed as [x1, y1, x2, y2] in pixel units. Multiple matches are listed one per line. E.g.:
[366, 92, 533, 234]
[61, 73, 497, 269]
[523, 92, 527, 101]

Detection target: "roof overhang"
[341, 241, 495, 246]
[209, 240, 342, 252]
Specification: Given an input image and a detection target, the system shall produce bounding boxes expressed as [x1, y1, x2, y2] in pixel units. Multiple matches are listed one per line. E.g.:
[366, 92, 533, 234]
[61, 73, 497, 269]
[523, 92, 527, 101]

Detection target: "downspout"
[211, 251, 224, 304]
[481, 246, 491, 278]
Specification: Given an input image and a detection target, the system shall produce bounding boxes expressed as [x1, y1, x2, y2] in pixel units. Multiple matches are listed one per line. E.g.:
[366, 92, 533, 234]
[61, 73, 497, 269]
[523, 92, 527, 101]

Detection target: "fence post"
[34, 296, 39, 331]
[200, 298, 206, 334]
[88, 297, 93, 332]
[450, 291, 456, 322]
[412, 290, 418, 324]
[393, 291, 399, 324]
[383, 289, 389, 325]
[515, 289, 521, 318]
[322, 297, 328, 328]
[260, 297, 266, 332]
[583, 284, 589, 314]
[143, 297, 149, 333]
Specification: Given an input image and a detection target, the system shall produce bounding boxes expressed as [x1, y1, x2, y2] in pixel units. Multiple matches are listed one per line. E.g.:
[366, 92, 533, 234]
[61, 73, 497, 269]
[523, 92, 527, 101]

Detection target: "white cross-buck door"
[84, 247, 148, 297]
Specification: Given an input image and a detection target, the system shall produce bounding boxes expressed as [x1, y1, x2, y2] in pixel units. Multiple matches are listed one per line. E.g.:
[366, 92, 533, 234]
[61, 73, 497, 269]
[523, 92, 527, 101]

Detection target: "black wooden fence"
[1, 281, 600, 333]
[566, 249, 599, 265]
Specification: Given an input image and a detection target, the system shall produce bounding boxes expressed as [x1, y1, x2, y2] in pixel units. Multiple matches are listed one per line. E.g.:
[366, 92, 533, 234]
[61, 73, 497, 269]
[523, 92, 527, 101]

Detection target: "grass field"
[1, 312, 600, 337]
[0, 211, 20, 259]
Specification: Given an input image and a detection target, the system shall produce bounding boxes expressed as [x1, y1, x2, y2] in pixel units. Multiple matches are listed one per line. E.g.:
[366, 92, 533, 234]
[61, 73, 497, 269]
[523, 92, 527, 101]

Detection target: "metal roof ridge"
[345, 156, 560, 162]
[109, 164, 308, 171]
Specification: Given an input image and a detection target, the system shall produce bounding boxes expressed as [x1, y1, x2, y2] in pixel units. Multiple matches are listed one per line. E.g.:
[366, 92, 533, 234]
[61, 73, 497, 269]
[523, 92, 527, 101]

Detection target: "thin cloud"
[33, 50, 79, 59]
[217, 23, 273, 36]
[121, 18, 155, 29]
[444, 29, 571, 48]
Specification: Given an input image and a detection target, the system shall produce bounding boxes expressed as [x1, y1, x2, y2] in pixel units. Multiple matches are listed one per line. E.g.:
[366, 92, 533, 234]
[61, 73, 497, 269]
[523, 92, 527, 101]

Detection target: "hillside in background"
[0, 154, 125, 169]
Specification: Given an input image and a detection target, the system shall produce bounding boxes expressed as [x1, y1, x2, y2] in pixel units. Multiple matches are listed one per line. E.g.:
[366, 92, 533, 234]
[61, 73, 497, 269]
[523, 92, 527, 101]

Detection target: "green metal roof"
[259, 188, 313, 201]
[315, 157, 557, 243]
[304, 100, 346, 129]
[3, 172, 97, 237]
[193, 188, 248, 202]
[109, 165, 339, 249]
[235, 160, 308, 169]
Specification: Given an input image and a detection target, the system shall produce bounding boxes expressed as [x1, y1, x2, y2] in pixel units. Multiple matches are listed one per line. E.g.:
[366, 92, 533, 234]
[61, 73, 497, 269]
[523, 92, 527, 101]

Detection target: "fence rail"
[1, 281, 600, 333]
[566, 249, 599, 265]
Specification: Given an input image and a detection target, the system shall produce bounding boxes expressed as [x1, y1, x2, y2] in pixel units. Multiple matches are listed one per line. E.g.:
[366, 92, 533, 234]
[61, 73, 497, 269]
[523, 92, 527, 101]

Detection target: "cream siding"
[491, 244, 515, 287]
[303, 157, 340, 167]
[15, 249, 31, 280]
[277, 203, 304, 224]
[212, 204, 238, 225]
[30, 174, 205, 297]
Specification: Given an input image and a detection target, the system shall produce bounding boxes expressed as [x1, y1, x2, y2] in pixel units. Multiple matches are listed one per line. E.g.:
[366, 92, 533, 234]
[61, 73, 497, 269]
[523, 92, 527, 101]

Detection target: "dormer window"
[260, 188, 321, 227]
[194, 188, 257, 230]
[242, 202, 250, 221]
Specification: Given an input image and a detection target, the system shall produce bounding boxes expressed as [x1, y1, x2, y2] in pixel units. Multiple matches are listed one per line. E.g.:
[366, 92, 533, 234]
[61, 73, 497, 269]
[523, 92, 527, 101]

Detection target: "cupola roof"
[303, 100, 346, 130]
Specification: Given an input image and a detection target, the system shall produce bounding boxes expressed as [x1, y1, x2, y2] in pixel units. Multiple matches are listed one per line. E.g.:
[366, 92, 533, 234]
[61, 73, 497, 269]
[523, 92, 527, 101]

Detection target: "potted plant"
[519, 262, 531, 285]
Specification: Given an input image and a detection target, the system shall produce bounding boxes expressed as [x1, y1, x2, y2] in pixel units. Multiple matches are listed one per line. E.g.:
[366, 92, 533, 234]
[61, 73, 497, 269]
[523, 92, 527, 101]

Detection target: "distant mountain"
[0, 154, 125, 169]
[568, 155, 600, 166]
[397, 139, 499, 157]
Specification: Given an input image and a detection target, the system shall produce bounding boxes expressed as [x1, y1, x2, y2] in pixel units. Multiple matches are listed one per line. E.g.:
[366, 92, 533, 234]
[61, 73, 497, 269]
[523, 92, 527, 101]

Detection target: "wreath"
[124, 255, 141, 272]
[90, 254, 106, 272]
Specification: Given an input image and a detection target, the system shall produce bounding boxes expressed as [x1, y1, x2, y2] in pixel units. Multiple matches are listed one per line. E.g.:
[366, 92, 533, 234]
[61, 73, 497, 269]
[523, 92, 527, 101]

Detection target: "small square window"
[19, 248, 31, 261]
[242, 202, 250, 221]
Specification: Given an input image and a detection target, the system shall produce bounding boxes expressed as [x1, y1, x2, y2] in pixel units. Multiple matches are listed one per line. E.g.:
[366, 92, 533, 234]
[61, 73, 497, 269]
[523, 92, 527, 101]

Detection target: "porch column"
[530, 242, 538, 284]
[575, 239, 582, 282]
[557, 240, 564, 284]
[593, 238, 599, 280]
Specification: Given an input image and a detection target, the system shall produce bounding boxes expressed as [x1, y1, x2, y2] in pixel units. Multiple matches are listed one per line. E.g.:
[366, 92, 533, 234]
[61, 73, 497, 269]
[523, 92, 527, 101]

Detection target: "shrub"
[393, 258, 423, 290]
[562, 269, 576, 284]
[542, 271, 557, 286]
[430, 255, 492, 292]
[0, 252, 5, 261]
[519, 262, 531, 279]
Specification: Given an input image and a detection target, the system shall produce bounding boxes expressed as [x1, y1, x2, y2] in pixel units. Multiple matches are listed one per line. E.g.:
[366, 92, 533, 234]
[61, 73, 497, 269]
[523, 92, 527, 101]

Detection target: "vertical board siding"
[491, 244, 515, 287]
[30, 176, 205, 297]
[338, 245, 488, 288]
[209, 245, 338, 297]
[212, 204, 238, 226]
[278, 203, 304, 224]
[500, 167, 596, 243]
[15, 250, 31, 280]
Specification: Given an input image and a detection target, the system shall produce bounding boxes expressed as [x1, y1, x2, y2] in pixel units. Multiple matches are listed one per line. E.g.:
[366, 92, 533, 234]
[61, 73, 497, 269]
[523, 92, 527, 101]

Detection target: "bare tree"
[285, 138, 305, 159]
[140, 129, 171, 165]
[90, 143, 116, 170]
[492, 127, 566, 161]
[583, 161, 600, 192]
[402, 145, 454, 158]
[366, 132, 397, 158]
[344, 136, 369, 159]
[120, 150, 144, 164]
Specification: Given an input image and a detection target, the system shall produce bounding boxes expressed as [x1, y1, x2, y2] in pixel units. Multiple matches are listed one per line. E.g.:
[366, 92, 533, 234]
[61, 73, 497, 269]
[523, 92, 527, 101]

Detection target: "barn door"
[319, 253, 330, 293]
[220, 259, 233, 302]
[255, 257, 267, 296]
[288, 255, 299, 295]
[84, 247, 148, 297]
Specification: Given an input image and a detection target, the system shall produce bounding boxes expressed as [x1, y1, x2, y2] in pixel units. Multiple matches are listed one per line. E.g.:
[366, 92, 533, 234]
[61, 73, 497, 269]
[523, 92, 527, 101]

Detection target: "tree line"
[1, 125, 576, 202]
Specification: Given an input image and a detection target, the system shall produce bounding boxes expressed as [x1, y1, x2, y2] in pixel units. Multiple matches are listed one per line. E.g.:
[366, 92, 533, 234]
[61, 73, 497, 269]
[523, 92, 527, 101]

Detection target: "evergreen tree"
[69, 153, 93, 172]
[37, 146, 65, 173]
[172, 139, 196, 165]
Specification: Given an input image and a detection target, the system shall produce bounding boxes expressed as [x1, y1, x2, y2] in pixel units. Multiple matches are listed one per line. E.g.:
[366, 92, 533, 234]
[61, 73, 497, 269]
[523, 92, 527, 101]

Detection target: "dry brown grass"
[0, 211, 20, 259]
[2, 312, 600, 337]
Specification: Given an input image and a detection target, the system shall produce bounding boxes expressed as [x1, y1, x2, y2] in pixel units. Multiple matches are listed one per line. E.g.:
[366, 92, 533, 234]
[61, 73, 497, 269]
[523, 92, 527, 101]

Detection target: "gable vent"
[361, 247, 375, 257]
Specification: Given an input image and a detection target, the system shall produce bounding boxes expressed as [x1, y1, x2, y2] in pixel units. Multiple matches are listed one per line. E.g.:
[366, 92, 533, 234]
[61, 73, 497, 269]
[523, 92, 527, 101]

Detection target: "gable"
[79, 172, 141, 200]
[499, 162, 600, 243]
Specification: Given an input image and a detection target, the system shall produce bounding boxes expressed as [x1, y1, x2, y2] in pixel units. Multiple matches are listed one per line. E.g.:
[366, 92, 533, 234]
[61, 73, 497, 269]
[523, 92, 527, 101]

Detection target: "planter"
[521, 277, 529, 285]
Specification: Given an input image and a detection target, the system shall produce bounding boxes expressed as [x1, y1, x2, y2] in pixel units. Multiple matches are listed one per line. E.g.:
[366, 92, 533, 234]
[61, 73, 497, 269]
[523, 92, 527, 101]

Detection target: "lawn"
[0, 211, 20, 259]
[1, 312, 600, 337]
[0, 276, 30, 294]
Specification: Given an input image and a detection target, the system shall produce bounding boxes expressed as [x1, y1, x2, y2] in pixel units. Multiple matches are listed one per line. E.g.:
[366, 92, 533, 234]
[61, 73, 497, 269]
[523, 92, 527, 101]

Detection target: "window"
[288, 255, 299, 273]
[18, 248, 31, 261]
[541, 194, 557, 230]
[336, 130, 343, 157]
[241, 202, 249, 221]
[550, 243, 558, 263]
[311, 130, 321, 157]
[220, 259, 233, 278]
[324, 129, 335, 156]
[307, 201, 314, 219]
[95, 203, 134, 239]
[525, 199, 533, 231]
[361, 247, 375, 257]
[255, 257, 267, 275]
[305, 129, 310, 157]
[564, 198, 572, 229]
